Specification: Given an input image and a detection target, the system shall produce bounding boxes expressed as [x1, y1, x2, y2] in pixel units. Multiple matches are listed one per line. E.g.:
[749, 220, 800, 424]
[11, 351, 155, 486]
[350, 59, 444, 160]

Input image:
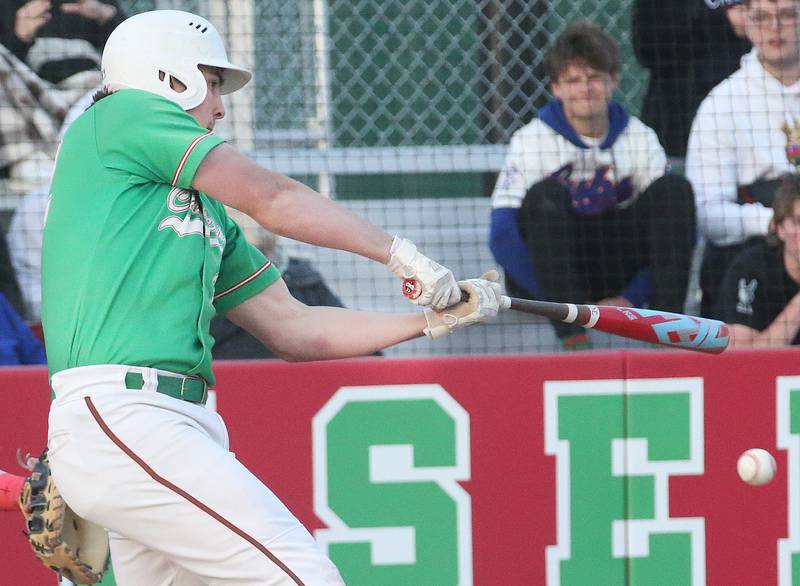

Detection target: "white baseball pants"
[48, 365, 344, 586]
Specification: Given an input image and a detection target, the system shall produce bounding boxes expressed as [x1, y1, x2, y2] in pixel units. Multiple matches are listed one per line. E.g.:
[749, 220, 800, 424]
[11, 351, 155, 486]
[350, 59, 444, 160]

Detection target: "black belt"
[124, 371, 208, 405]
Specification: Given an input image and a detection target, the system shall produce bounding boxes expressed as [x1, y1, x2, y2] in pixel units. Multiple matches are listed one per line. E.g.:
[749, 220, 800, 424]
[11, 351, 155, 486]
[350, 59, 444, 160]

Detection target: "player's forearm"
[268, 307, 426, 361]
[229, 282, 428, 359]
[193, 145, 394, 263]
[254, 182, 393, 264]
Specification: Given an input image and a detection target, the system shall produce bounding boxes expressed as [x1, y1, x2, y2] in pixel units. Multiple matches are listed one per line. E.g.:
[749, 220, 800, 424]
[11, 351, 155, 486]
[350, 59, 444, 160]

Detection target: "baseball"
[737, 448, 777, 486]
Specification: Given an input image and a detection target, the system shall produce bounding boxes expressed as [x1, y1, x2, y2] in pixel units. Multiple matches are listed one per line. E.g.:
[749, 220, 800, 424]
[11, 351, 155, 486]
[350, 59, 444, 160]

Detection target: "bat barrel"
[500, 297, 730, 354]
[591, 306, 730, 354]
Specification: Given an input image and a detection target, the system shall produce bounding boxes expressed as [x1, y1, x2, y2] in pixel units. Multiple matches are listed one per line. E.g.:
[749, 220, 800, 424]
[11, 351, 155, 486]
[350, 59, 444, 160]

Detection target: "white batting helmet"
[101, 10, 252, 110]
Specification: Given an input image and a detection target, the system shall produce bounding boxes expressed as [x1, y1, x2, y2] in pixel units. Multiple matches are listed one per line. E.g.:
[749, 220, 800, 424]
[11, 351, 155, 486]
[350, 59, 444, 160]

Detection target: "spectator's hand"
[61, 0, 117, 24]
[15, 0, 52, 43]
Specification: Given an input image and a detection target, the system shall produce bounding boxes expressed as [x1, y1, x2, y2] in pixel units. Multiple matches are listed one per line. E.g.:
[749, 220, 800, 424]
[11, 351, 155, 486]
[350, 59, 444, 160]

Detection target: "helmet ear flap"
[175, 64, 208, 109]
[148, 63, 206, 109]
[159, 70, 187, 93]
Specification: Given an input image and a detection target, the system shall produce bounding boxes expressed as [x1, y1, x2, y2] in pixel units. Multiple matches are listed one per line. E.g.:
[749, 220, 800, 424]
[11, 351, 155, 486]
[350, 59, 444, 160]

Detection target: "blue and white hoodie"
[489, 98, 666, 299]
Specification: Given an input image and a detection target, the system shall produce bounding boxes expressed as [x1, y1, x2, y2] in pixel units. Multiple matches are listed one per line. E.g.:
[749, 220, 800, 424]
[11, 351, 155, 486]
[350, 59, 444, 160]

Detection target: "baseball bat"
[499, 296, 729, 354]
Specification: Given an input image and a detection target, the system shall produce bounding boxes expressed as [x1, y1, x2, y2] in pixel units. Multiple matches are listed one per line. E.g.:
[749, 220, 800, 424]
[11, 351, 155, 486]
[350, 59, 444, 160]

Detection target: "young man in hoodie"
[687, 0, 800, 319]
[490, 21, 696, 350]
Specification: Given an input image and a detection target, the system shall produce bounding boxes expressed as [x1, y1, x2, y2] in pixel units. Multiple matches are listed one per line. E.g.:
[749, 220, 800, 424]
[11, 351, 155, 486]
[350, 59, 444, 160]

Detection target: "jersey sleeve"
[95, 90, 225, 190]
[212, 208, 281, 315]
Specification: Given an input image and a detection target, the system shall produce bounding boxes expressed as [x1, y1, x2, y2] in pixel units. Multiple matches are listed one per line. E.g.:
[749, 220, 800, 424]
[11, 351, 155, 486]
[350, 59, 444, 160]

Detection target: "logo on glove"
[402, 278, 422, 300]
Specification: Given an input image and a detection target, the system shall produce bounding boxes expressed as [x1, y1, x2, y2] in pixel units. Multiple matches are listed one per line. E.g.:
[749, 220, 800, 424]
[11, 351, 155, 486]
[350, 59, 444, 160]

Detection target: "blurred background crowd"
[0, 0, 798, 361]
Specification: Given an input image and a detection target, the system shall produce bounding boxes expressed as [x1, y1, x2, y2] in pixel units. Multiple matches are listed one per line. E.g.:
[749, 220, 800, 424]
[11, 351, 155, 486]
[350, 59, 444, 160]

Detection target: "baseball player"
[41, 10, 501, 585]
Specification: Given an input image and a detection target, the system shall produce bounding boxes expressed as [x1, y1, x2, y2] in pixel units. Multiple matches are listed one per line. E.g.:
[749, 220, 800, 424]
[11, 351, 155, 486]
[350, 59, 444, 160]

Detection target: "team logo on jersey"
[158, 187, 225, 249]
[736, 278, 757, 315]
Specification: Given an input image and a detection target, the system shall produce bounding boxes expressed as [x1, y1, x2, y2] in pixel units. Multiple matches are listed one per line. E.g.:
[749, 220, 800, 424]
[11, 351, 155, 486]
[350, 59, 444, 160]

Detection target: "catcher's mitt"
[19, 449, 109, 585]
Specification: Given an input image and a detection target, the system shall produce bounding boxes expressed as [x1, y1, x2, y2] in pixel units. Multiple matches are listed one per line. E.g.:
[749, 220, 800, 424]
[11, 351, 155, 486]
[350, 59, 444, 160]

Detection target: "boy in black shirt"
[719, 174, 800, 347]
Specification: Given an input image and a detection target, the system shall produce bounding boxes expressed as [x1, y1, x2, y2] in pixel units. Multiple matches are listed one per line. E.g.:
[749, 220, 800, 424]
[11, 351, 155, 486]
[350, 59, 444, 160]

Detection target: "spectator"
[0, 228, 25, 320]
[489, 21, 696, 350]
[0, 198, 45, 365]
[632, 0, 751, 157]
[0, 0, 124, 90]
[0, 218, 45, 365]
[0, 0, 124, 198]
[210, 232, 372, 359]
[686, 0, 800, 318]
[7, 183, 47, 322]
[0, 291, 45, 364]
[0, 43, 68, 196]
[719, 173, 800, 347]
[7, 86, 95, 324]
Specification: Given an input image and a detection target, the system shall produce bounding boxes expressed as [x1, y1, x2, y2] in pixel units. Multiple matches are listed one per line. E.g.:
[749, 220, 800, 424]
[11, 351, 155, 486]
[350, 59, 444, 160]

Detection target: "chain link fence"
[6, 0, 694, 357]
[242, 0, 653, 356]
[249, 0, 645, 147]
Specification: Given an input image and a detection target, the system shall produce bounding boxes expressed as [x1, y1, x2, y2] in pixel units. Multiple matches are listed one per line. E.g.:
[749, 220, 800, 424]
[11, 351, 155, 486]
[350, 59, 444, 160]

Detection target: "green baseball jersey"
[42, 89, 280, 384]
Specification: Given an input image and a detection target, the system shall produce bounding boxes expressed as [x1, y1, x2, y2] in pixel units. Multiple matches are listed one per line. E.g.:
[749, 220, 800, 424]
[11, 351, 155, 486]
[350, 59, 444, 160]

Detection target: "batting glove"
[423, 270, 503, 339]
[387, 236, 461, 310]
